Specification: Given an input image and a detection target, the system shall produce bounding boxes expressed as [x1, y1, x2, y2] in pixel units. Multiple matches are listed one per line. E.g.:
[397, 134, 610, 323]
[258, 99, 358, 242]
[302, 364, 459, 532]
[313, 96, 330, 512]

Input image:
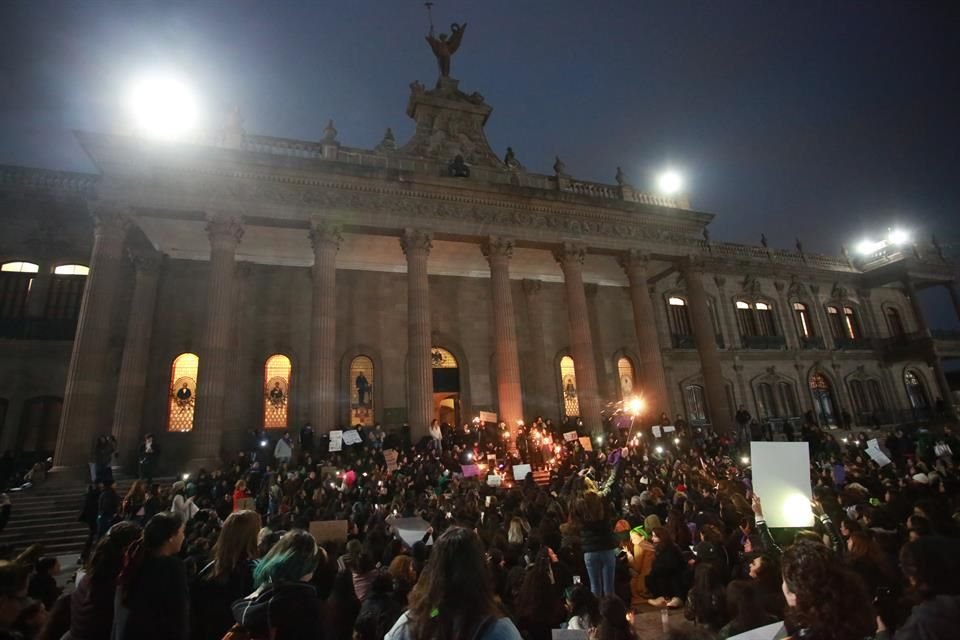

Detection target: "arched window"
[0, 262, 36, 334]
[756, 382, 779, 418]
[778, 382, 799, 417]
[617, 356, 636, 400]
[793, 302, 814, 338]
[667, 296, 692, 338]
[827, 305, 860, 340]
[349, 355, 375, 427]
[809, 372, 838, 426]
[885, 307, 905, 337]
[904, 369, 930, 410]
[168, 353, 199, 432]
[263, 354, 292, 429]
[684, 384, 707, 424]
[843, 306, 861, 339]
[736, 300, 778, 338]
[53, 264, 89, 276]
[560, 355, 579, 418]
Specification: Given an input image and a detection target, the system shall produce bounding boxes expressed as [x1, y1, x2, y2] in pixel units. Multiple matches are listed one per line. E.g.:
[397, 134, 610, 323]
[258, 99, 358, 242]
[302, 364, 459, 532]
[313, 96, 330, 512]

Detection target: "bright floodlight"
[627, 396, 644, 415]
[657, 170, 684, 195]
[128, 75, 199, 139]
[856, 239, 884, 256]
[888, 228, 910, 245]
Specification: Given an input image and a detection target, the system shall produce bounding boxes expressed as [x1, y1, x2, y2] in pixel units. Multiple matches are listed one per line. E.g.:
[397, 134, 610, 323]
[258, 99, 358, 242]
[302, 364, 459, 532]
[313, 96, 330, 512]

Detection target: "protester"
[573, 490, 618, 598]
[646, 527, 686, 608]
[25, 558, 60, 610]
[564, 584, 600, 631]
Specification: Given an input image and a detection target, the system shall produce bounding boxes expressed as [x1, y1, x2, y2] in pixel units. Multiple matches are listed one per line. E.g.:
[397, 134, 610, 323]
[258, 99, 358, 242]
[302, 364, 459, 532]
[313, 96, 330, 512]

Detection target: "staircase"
[0, 478, 138, 557]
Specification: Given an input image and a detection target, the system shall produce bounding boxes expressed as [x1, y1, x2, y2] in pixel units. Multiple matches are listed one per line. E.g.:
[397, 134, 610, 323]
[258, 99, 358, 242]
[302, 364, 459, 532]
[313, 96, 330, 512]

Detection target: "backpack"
[220, 623, 276, 640]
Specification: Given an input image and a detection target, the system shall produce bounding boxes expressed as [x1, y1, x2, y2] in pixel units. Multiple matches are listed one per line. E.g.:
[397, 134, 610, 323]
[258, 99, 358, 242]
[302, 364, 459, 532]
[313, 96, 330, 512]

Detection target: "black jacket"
[232, 582, 324, 640]
[118, 555, 189, 640]
[191, 560, 255, 640]
[580, 519, 617, 553]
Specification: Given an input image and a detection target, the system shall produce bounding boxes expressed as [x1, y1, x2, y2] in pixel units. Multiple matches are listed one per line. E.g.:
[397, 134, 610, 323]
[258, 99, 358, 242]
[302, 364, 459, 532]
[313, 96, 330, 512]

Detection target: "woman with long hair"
[64, 521, 142, 640]
[844, 530, 896, 599]
[780, 541, 875, 640]
[190, 510, 261, 640]
[114, 512, 188, 640]
[231, 529, 324, 640]
[646, 527, 686, 608]
[718, 580, 779, 639]
[385, 526, 522, 640]
[121, 481, 146, 522]
[572, 490, 618, 598]
[592, 595, 636, 640]
[515, 548, 566, 640]
[564, 584, 601, 631]
[684, 563, 727, 630]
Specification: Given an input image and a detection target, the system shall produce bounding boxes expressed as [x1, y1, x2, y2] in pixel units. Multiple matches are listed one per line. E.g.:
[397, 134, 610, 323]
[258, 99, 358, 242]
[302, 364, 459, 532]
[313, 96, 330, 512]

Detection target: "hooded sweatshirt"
[231, 582, 323, 640]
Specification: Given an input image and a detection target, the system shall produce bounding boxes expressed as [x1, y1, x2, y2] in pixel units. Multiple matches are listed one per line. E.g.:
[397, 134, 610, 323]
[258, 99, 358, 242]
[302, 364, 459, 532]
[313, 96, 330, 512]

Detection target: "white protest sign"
[479, 410, 498, 423]
[387, 516, 433, 547]
[866, 444, 892, 467]
[487, 474, 502, 487]
[663, 425, 676, 433]
[328, 430, 343, 452]
[578, 436, 592, 452]
[750, 441, 814, 528]
[512, 464, 532, 481]
[652, 426, 662, 438]
[563, 431, 579, 442]
[461, 464, 480, 478]
[342, 429, 362, 446]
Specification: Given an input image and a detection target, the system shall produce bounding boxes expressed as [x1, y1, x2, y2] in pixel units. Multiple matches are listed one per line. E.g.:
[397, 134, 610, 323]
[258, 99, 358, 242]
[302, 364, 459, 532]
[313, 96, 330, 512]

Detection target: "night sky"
[2, 1, 958, 326]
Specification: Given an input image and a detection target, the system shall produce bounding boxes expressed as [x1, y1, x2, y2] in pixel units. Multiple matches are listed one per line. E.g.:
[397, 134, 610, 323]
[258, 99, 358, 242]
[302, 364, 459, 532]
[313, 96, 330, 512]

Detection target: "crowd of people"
[0, 412, 958, 640]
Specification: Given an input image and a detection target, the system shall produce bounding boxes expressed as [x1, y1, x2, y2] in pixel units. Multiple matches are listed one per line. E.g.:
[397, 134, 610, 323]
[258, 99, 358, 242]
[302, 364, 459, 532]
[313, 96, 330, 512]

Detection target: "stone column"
[810, 285, 834, 349]
[191, 214, 244, 466]
[584, 283, 610, 401]
[401, 229, 434, 440]
[111, 250, 162, 468]
[902, 278, 930, 337]
[681, 258, 734, 433]
[774, 281, 798, 349]
[553, 243, 602, 434]
[481, 237, 524, 440]
[53, 203, 130, 470]
[714, 276, 739, 350]
[618, 250, 669, 418]
[309, 220, 342, 432]
[522, 279, 551, 420]
[947, 282, 960, 323]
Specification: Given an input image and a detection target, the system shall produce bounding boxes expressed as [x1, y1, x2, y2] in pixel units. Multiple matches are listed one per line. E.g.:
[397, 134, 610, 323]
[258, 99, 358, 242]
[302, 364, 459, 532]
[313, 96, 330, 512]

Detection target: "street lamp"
[128, 74, 199, 139]
[656, 170, 684, 196]
[887, 228, 910, 246]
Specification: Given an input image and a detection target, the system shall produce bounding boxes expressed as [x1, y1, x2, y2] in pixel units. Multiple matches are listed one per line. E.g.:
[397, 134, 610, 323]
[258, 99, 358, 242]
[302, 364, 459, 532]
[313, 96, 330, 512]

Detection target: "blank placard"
[750, 442, 814, 528]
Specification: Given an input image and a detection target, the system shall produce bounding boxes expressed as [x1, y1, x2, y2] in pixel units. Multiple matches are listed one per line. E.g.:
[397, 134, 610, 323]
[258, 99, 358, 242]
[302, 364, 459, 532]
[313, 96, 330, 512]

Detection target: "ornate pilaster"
[111, 250, 163, 468]
[553, 242, 602, 434]
[809, 284, 835, 349]
[522, 279, 551, 420]
[191, 214, 244, 466]
[680, 258, 733, 433]
[54, 202, 131, 470]
[309, 220, 342, 432]
[617, 250, 669, 418]
[481, 237, 524, 440]
[401, 229, 434, 439]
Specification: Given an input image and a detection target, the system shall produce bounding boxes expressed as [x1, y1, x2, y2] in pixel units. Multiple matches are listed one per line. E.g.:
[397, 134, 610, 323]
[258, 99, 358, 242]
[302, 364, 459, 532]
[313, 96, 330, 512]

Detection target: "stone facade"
[0, 70, 957, 472]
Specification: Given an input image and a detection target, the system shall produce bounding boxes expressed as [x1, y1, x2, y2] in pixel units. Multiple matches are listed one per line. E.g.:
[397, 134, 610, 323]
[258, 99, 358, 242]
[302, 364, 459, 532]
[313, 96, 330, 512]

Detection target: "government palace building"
[1, 57, 958, 474]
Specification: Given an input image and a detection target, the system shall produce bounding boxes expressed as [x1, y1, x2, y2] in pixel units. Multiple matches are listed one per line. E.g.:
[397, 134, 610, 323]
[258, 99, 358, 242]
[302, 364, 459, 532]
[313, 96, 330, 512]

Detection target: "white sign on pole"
[328, 430, 343, 452]
[750, 441, 814, 528]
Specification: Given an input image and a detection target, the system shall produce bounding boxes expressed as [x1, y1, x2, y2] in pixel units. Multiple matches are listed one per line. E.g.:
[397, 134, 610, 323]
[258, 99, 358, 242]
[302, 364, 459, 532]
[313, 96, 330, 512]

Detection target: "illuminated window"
[826, 305, 845, 339]
[263, 354, 292, 429]
[737, 300, 778, 338]
[667, 296, 692, 336]
[430, 347, 458, 368]
[617, 356, 635, 400]
[736, 300, 750, 310]
[349, 355, 375, 427]
[685, 384, 707, 424]
[843, 306, 860, 339]
[793, 302, 813, 338]
[560, 355, 579, 418]
[755, 302, 769, 310]
[168, 353, 199, 432]
[1, 262, 39, 273]
[53, 264, 89, 276]
[904, 369, 929, 410]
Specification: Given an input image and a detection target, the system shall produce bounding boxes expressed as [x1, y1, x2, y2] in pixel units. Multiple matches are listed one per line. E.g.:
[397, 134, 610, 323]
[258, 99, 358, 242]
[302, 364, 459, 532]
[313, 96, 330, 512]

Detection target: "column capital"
[616, 249, 651, 275]
[205, 214, 244, 251]
[481, 236, 515, 262]
[127, 248, 162, 274]
[400, 228, 433, 257]
[88, 200, 132, 241]
[309, 219, 343, 253]
[521, 278, 543, 296]
[552, 242, 586, 267]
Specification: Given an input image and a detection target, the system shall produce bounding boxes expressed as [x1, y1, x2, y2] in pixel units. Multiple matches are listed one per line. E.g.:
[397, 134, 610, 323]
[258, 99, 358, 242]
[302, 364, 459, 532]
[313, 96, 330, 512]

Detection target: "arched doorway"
[809, 372, 838, 427]
[432, 347, 460, 426]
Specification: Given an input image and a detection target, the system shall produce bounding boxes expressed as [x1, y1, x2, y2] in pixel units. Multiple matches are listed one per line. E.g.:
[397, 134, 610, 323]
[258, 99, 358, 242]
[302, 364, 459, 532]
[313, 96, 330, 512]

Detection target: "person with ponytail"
[114, 512, 188, 640]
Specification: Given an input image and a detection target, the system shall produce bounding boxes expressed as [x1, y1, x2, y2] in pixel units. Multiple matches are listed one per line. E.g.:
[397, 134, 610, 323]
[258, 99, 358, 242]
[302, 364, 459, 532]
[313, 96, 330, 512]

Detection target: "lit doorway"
[809, 372, 838, 427]
[432, 347, 460, 426]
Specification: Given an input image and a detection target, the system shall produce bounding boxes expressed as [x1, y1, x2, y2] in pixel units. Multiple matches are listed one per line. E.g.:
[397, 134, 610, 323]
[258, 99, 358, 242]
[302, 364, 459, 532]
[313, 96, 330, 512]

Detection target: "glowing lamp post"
[128, 75, 200, 140]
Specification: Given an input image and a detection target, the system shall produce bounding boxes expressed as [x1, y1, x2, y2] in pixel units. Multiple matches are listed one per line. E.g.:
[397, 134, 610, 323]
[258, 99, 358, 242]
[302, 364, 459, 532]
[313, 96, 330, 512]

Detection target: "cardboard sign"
[383, 449, 399, 474]
[750, 442, 814, 528]
[578, 436, 593, 452]
[234, 497, 256, 512]
[487, 474, 503, 487]
[512, 464, 532, 481]
[652, 426, 662, 438]
[563, 431, 578, 442]
[461, 464, 480, 478]
[479, 410, 498, 424]
[328, 430, 343, 452]
[309, 519, 349, 544]
[342, 429, 362, 446]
